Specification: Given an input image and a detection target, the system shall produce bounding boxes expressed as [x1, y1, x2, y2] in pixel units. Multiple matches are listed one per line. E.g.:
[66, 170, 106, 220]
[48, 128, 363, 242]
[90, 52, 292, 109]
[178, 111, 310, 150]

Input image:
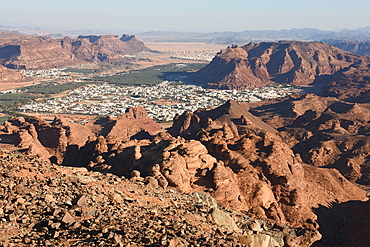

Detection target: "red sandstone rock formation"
[0, 99, 368, 245]
[0, 36, 84, 69]
[78, 34, 151, 55]
[86, 106, 161, 143]
[0, 106, 160, 163]
[61, 37, 121, 62]
[249, 93, 370, 187]
[319, 62, 370, 102]
[0, 63, 23, 82]
[191, 41, 367, 89]
[163, 100, 367, 229]
[0, 32, 151, 69]
[0, 116, 94, 162]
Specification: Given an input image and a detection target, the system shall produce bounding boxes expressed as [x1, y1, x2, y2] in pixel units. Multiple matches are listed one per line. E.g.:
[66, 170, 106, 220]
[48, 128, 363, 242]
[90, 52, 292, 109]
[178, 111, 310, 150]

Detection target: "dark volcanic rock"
[191, 41, 367, 90]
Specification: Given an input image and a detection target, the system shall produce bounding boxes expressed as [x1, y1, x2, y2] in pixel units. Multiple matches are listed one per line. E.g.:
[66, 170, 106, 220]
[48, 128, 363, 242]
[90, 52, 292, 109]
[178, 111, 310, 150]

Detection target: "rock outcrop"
[319, 62, 370, 102]
[0, 32, 151, 69]
[164, 100, 367, 230]
[249, 93, 370, 187]
[0, 151, 322, 247]
[191, 41, 367, 89]
[85, 106, 161, 143]
[0, 63, 23, 82]
[0, 99, 368, 246]
[0, 106, 160, 164]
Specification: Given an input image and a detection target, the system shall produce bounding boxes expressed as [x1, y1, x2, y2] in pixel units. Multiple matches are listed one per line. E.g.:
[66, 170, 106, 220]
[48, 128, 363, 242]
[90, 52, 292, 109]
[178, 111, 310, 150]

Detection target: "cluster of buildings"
[19, 68, 70, 79]
[18, 81, 299, 122]
[169, 50, 217, 62]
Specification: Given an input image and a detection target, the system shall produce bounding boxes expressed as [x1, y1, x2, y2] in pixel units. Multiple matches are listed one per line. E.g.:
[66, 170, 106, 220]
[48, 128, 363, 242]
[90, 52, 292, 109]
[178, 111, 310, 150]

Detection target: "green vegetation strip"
[21, 81, 89, 95]
[0, 81, 90, 119]
[91, 63, 207, 85]
[0, 93, 38, 107]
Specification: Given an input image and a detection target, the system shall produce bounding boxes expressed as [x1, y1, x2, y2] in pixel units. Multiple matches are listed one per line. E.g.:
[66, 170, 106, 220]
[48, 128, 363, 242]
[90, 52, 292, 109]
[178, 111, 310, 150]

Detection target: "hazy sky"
[1, 0, 369, 32]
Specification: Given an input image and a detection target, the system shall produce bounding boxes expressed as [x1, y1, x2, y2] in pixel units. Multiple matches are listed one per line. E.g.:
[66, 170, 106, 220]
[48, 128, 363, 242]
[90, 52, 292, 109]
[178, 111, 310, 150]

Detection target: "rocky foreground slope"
[1, 151, 324, 247]
[0, 97, 369, 246]
[191, 41, 368, 90]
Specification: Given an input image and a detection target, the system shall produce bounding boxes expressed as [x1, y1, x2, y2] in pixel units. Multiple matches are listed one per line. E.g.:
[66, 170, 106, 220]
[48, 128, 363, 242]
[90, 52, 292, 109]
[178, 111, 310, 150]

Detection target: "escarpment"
[191, 41, 368, 89]
[0, 32, 151, 70]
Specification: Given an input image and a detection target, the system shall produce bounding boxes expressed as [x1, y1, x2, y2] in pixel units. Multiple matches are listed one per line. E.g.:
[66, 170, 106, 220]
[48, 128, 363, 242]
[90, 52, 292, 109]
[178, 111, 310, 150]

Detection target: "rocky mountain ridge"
[323, 39, 370, 56]
[191, 41, 368, 90]
[138, 27, 370, 44]
[319, 62, 370, 102]
[0, 31, 151, 70]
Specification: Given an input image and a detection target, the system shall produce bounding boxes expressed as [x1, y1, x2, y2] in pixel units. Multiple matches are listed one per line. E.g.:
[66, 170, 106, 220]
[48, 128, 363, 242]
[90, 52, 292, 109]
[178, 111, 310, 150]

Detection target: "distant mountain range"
[2, 24, 370, 46]
[322, 39, 370, 56]
[136, 27, 370, 45]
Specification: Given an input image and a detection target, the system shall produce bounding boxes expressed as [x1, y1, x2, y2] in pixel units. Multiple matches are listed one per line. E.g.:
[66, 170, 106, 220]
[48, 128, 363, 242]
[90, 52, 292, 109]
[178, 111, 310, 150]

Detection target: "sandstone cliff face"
[61, 37, 121, 62]
[191, 41, 367, 89]
[0, 32, 151, 69]
[0, 36, 82, 69]
[78, 34, 151, 55]
[0, 63, 23, 82]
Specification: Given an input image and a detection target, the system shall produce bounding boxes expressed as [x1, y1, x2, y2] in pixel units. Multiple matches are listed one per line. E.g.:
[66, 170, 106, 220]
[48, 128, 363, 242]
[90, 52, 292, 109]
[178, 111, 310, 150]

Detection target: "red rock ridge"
[163, 100, 367, 229]
[0, 32, 151, 69]
[249, 93, 370, 187]
[319, 62, 370, 102]
[0, 106, 160, 162]
[191, 41, 367, 89]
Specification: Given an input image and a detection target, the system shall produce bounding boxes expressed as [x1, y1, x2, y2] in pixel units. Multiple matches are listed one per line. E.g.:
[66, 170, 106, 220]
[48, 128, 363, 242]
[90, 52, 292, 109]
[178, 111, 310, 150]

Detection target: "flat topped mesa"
[0, 32, 151, 69]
